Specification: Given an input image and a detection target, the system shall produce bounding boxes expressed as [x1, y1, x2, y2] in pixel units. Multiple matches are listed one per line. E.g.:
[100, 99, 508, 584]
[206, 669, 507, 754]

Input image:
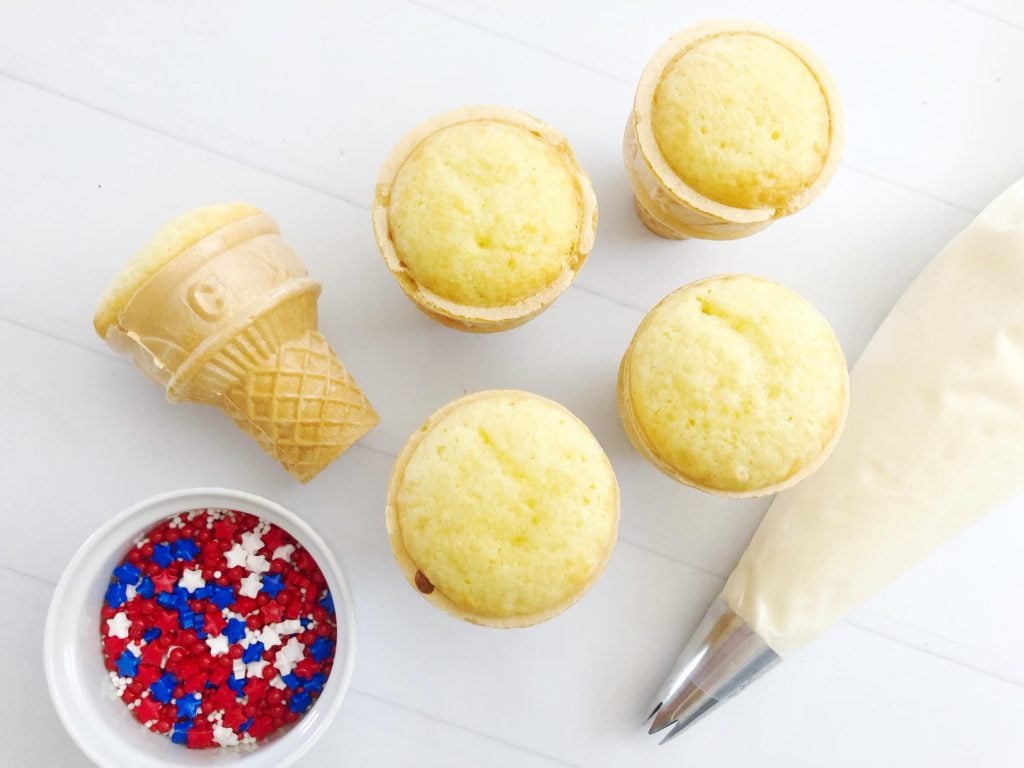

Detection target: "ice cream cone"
[95, 205, 378, 482]
[625, 20, 844, 240]
[617, 275, 848, 497]
[373, 105, 597, 332]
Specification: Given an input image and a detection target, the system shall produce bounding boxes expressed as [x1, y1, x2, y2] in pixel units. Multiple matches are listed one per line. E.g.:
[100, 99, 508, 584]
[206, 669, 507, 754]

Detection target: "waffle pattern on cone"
[222, 330, 378, 483]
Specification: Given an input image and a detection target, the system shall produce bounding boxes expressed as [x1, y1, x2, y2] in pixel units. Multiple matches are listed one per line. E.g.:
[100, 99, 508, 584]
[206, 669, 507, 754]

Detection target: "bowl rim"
[43, 487, 356, 768]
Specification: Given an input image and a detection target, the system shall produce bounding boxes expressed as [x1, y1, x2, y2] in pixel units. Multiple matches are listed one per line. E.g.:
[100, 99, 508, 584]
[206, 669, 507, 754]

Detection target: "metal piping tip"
[646, 598, 780, 744]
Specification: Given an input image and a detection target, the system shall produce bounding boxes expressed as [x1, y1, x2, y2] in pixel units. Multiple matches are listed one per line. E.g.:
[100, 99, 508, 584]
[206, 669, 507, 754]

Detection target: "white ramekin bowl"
[44, 488, 356, 768]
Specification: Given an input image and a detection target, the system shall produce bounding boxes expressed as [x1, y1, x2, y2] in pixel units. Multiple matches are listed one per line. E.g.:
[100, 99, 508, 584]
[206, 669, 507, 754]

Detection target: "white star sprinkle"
[232, 659, 247, 679]
[274, 619, 303, 636]
[273, 637, 305, 677]
[246, 553, 270, 574]
[246, 659, 270, 678]
[240, 531, 264, 555]
[205, 635, 229, 657]
[179, 568, 206, 593]
[273, 654, 297, 677]
[224, 543, 248, 569]
[271, 544, 295, 563]
[106, 611, 131, 639]
[257, 626, 281, 650]
[238, 572, 262, 599]
[281, 637, 305, 662]
[125, 584, 137, 601]
[213, 724, 239, 747]
[269, 674, 287, 690]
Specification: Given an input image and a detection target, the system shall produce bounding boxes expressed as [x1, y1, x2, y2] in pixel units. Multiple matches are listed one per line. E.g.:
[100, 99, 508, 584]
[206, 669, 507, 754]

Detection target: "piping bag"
[648, 177, 1024, 743]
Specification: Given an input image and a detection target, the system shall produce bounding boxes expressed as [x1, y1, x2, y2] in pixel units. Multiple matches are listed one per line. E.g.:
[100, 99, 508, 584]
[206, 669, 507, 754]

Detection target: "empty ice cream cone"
[625, 20, 844, 240]
[94, 203, 379, 482]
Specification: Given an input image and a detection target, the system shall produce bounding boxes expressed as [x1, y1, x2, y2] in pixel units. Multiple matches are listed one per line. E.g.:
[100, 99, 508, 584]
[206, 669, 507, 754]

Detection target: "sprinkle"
[113, 562, 141, 585]
[260, 573, 285, 598]
[104, 581, 128, 609]
[173, 538, 200, 562]
[224, 542, 248, 569]
[150, 673, 177, 704]
[246, 553, 270, 574]
[116, 650, 140, 677]
[106, 612, 131, 639]
[205, 635, 229, 657]
[246, 659, 270, 678]
[238, 573, 262, 599]
[209, 585, 236, 610]
[242, 641, 265, 664]
[309, 637, 333, 663]
[271, 544, 295, 563]
[151, 543, 174, 568]
[179, 568, 206, 593]
[176, 693, 202, 719]
[224, 618, 247, 644]
[240, 532, 264, 556]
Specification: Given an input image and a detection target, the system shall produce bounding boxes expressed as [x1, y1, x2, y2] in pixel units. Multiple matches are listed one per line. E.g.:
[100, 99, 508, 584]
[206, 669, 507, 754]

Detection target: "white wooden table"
[2, 2, 1023, 765]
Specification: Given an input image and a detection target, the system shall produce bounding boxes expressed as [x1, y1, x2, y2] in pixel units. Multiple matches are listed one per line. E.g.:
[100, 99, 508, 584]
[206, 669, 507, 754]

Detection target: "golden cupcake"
[624, 20, 844, 240]
[373, 106, 597, 332]
[386, 390, 619, 627]
[94, 203, 378, 482]
[618, 275, 848, 497]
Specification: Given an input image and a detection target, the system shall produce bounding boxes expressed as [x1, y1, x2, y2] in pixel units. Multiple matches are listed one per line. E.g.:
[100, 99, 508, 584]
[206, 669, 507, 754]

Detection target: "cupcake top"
[623, 275, 848, 495]
[93, 202, 260, 337]
[649, 30, 831, 212]
[375, 107, 597, 330]
[387, 390, 619, 626]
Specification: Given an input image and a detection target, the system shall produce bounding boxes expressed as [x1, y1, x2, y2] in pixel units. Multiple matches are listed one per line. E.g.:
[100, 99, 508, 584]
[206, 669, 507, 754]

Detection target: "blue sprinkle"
[205, 681, 217, 690]
[172, 586, 191, 605]
[104, 581, 128, 608]
[224, 618, 247, 644]
[171, 721, 192, 745]
[300, 617, 312, 629]
[151, 543, 174, 568]
[156, 591, 179, 610]
[308, 637, 333, 662]
[177, 609, 194, 631]
[135, 576, 155, 599]
[281, 673, 304, 690]
[173, 538, 200, 562]
[210, 585, 235, 610]
[226, 676, 248, 695]
[289, 691, 312, 714]
[195, 628, 208, 640]
[116, 649, 140, 678]
[193, 585, 212, 600]
[237, 717, 254, 733]
[242, 641, 265, 664]
[150, 673, 177, 704]
[142, 627, 161, 643]
[260, 573, 285, 598]
[113, 562, 141, 585]
[175, 693, 202, 719]
[319, 590, 334, 613]
[305, 672, 327, 693]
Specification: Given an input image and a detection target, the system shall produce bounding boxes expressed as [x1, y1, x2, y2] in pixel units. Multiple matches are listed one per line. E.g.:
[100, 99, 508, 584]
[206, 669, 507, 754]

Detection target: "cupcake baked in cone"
[625, 20, 844, 240]
[94, 203, 379, 482]
[618, 275, 848, 497]
[386, 390, 619, 627]
[373, 106, 597, 332]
